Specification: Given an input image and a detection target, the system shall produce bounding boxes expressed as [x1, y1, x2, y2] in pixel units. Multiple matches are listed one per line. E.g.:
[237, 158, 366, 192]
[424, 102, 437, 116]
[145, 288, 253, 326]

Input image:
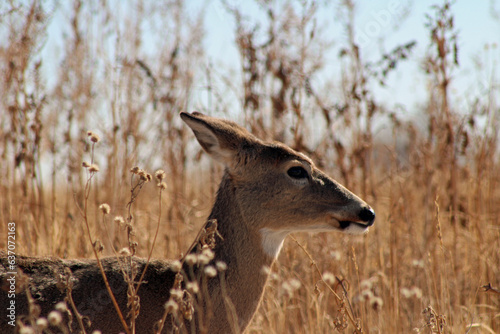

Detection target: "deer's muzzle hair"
[0, 111, 374, 334]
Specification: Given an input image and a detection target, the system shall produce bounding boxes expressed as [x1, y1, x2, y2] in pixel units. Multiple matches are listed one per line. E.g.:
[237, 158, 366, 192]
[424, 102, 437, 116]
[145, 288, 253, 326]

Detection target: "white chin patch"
[343, 223, 370, 235]
[260, 223, 368, 258]
[260, 228, 289, 259]
[259, 224, 334, 258]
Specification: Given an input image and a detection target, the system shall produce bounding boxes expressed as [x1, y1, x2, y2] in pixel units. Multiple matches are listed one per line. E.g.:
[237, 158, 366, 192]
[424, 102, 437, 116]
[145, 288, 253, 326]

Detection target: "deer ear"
[181, 112, 255, 166]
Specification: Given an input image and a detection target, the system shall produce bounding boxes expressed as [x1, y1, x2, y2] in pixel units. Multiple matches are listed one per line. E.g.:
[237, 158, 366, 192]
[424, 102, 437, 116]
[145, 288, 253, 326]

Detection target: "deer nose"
[359, 207, 375, 226]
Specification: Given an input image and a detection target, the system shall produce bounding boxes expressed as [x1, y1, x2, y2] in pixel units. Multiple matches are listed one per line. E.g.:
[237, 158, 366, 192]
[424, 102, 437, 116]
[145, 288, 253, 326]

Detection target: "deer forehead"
[250, 142, 314, 168]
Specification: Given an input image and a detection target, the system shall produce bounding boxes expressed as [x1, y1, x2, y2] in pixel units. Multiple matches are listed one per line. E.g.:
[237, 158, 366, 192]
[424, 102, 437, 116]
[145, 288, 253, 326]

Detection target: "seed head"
[119, 248, 131, 256]
[90, 133, 100, 143]
[289, 278, 301, 290]
[197, 254, 210, 265]
[412, 259, 425, 268]
[130, 166, 140, 174]
[282, 278, 301, 297]
[55, 302, 68, 312]
[204, 266, 217, 278]
[19, 327, 34, 334]
[82, 161, 90, 168]
[186, 282, 199, 294]
[184, 254, 197, 266]
[360, 277, 377, 291]
[401, 286, 423, 299]
[202, 248, 214, 260]
[322, 272, 336, 285]
[169, 289, 183, 300]
[155, 169, 166, 181]
[412, 286, 423, 299]
[89, 164, 100, 173]
[138, 170, 151, 182]
[99, 203, 110, 215]
[401, 287, 411, 298]
[369, 296, 383, 309]
[170, 260, 182, 273]
[36, 318, 48, 330]
[48, 311, 62, 326]
[114, 216, 125, 226]
[157, 182, 167, 190]
[329, 250, 341, 261]
[216, 261, 227, 272]
[164, 300, 178, 313]
[361, 289, 374, 300]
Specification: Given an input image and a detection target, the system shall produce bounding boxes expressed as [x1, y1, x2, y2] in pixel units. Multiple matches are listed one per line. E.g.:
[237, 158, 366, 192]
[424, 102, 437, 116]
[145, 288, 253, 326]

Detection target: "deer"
[0, 111, 375, 333]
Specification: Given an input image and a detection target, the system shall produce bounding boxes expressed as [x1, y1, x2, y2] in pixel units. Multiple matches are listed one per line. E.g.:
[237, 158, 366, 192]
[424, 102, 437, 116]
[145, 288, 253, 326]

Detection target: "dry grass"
[1, 0, 499, 333]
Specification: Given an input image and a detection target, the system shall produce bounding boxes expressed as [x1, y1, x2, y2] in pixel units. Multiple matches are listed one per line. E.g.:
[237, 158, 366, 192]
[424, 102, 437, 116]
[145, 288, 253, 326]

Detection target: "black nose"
[359, 207, 375, 226]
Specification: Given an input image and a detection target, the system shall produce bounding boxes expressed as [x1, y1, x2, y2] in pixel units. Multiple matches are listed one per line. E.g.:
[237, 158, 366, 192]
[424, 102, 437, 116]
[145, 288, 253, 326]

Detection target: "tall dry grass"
[1, 0, 499, 333]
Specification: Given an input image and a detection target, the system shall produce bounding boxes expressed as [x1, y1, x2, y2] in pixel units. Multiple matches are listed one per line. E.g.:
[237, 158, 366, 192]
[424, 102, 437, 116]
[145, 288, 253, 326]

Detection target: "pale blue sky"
[198, 0, 499, 114]
[39, 0, 499, 118]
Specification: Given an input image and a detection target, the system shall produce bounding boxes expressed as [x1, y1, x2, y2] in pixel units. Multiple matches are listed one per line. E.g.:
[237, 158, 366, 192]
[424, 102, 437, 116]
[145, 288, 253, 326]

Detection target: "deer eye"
[287, 166, 309, 179]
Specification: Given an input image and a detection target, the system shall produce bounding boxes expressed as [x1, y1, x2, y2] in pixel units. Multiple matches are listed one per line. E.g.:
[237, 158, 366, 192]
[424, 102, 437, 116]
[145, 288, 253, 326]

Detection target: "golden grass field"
[1, 1, 499, 333]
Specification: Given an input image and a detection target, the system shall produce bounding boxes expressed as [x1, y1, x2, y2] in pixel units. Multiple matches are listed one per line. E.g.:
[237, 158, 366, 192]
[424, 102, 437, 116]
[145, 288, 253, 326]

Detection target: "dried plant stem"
[482, 283, 500, 295]
[83, 201, 130, 334]
[122, 171, 151, 332]
[136, 184, 164, 293]
[63, 268, 87, 334]
[219, 271, 240, 334]
[290, 235, 362, 334]
[77, 143, 131, 334]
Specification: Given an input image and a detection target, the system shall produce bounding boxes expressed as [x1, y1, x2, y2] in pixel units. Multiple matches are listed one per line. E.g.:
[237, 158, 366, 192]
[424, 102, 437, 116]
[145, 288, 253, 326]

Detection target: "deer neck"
[204, 171, 275, 330]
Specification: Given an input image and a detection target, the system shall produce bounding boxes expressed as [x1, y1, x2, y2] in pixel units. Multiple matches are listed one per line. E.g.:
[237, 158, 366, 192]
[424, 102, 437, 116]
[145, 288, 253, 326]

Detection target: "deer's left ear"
[180, 112, 258, 168]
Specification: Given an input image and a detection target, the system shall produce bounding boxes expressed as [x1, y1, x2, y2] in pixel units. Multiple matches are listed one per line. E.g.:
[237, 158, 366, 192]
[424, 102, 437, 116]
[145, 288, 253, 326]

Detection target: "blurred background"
[1, 1, 499, 332]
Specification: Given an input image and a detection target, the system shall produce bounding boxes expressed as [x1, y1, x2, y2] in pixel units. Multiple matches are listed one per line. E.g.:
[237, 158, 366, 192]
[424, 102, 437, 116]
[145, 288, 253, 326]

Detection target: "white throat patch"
[259, 228, 289, 258]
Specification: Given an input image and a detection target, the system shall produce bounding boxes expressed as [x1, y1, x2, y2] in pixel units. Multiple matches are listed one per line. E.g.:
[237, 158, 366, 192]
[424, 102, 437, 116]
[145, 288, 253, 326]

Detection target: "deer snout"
[359, 206, 375, 226]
